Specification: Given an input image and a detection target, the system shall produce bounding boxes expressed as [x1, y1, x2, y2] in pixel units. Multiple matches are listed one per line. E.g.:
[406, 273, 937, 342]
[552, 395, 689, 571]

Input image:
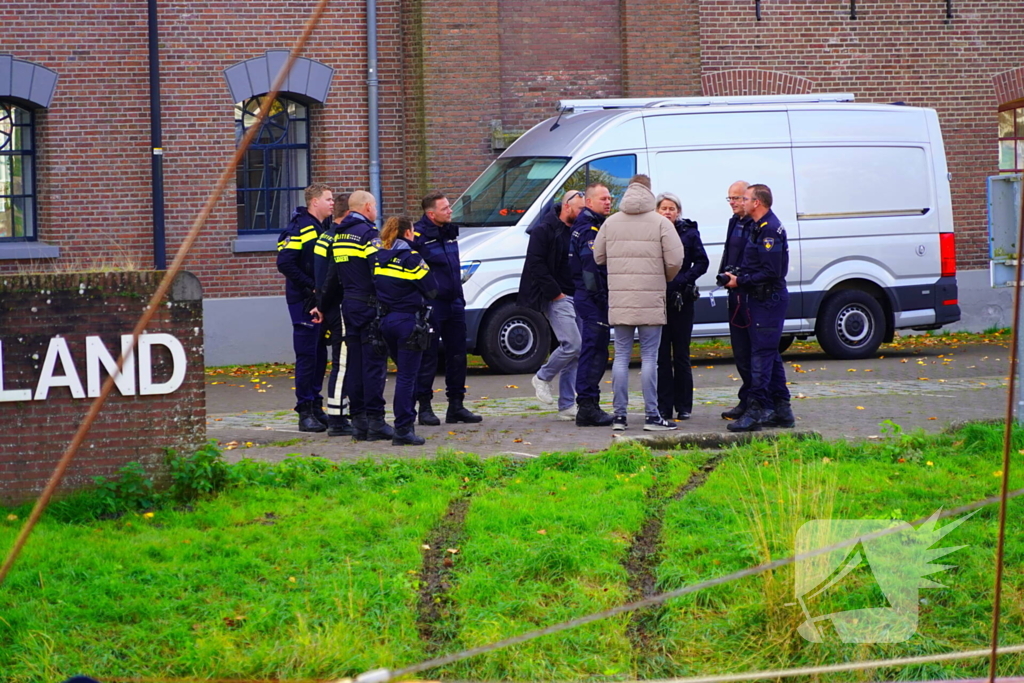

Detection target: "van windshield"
[451, 156, 569, 227]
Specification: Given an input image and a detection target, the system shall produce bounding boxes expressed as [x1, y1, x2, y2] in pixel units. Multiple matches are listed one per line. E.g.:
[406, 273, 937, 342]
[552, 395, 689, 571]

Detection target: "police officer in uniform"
[371, 216, 439, 445]
[569, 183, 615, 427]
[412, 191, 482, 425]
[276, 183, 334, 432]
[723, 183, 796, 432]
[331, 190, 394, 442]
[313, 191, 352, 436]
[719, 181, 754, 420]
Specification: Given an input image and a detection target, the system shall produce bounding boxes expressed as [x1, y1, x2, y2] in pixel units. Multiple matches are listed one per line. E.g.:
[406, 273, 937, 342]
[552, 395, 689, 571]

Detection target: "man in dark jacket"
[276, 182, 334, 432]
[412, 191, 482, 425]
[718, 180, 754, 420]
[519, 189, 586, 420]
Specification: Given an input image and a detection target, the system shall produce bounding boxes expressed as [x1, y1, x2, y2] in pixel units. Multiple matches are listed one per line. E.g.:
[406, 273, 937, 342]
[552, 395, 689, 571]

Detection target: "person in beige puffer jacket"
[593, 176, 684, 431]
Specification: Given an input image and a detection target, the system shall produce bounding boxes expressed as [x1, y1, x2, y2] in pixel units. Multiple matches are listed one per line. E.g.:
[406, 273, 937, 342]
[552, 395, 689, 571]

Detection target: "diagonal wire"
[378, 486, 1024, 682]
[0, 0, 333, 588]
[988, 168, 1024, 683]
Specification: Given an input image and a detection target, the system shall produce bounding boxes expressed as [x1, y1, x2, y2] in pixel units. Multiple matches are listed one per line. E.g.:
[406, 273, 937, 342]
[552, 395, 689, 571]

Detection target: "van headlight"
[461, 261, 481, 284]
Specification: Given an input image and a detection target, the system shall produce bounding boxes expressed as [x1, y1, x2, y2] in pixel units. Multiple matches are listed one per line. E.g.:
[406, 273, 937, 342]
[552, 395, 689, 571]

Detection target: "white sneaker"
[644, 415, 677, 431]
[557, 405, 578, 421]
[532, 374, 555, 404]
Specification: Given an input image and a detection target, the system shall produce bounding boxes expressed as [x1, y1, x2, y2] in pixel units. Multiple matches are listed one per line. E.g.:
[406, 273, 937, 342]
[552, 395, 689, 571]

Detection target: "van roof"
[504, 96, 929, 160]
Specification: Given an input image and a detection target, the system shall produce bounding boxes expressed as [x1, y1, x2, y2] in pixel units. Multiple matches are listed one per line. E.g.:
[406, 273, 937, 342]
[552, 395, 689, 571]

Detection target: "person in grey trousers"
[518, 190, 587, 420]
[593, 175, 683, 431]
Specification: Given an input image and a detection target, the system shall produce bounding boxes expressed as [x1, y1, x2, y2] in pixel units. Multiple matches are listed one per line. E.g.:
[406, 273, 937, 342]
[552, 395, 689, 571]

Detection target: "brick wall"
[697, 0, 1024, 269]
[0, 271, 205, 505]
[622, 0, 702, 98]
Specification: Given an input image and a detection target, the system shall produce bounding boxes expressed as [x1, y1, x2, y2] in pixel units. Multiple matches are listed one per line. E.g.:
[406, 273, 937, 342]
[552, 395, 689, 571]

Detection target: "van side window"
[557, 154, 636, 208]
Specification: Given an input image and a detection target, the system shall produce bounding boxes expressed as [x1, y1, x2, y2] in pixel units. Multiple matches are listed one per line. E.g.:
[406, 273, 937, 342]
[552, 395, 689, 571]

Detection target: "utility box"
[989, 173, 1023, 288]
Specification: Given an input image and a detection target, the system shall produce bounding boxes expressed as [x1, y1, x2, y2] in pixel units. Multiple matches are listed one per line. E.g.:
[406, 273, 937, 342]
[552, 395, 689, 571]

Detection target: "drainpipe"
[367, 0, 381, 226]
[148, 0, 167, 269]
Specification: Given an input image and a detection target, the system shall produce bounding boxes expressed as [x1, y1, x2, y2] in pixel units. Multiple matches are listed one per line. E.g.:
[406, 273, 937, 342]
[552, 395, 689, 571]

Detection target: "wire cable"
[0, 0, 333, 588]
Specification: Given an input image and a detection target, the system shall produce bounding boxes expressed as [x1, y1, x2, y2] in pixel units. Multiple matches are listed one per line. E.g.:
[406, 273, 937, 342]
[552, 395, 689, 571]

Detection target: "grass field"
[1, 424, 1022, 682]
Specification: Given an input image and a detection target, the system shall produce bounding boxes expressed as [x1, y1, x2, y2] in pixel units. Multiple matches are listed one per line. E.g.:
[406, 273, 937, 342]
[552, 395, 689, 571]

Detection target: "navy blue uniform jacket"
[332, 212, 380, 302]
[719, 213, 753, 275]
[276, 207, 322, 304]
[412, 215, 464, 303]
[668, 218, 709, 291]
[370, 240, 439, 313]
[736, 209, 789, 290]
[569, 208, 608, 298]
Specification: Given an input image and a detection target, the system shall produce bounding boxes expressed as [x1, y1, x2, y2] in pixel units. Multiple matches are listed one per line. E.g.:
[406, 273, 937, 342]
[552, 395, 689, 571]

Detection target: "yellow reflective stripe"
[295, 230, 319, 244]
[280, 241, 304, 251]
[590, 226, 599, 232]
[314, 243, 329, 257]
[299, 225, 318, 234]
[373, 263, 428, 281]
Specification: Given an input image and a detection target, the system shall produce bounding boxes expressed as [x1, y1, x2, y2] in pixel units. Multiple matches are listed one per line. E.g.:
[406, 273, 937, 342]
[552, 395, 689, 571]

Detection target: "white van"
[451, 94, 961, 374]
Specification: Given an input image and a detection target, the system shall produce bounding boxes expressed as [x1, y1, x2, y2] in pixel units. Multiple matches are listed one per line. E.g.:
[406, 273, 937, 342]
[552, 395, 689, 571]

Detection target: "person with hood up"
[593, 175, 683, 431]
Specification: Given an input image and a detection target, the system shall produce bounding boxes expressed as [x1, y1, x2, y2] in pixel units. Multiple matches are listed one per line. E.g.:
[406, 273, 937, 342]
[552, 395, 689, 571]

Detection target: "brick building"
[1, 1, 1021, 364]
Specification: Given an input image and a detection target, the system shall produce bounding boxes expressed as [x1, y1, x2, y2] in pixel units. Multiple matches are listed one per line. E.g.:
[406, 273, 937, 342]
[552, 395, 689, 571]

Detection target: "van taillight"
[940, 233, 956, 278]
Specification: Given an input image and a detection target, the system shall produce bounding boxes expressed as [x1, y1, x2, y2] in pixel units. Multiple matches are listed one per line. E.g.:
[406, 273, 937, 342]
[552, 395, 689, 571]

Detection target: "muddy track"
[417, 496, 471, 653]
[624, 451, 729, 663]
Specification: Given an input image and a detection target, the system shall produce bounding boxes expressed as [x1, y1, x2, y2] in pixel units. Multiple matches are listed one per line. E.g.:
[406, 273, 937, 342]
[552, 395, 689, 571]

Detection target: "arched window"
[0, 101, 36, 240]
[999, 100, 1024, 173]
[234, 95, 310, 233]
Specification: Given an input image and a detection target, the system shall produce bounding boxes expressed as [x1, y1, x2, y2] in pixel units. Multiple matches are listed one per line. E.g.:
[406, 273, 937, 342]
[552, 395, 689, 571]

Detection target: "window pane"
[1018, 140, 1024, 172]
[0, 156, 11, 195]
[1017, 107, 1024, 138]
[1000, 110, 1015, 138]
[588, 154, 638, 209]
[0, 196, 11, 238]
[1000, 140, 1016, 170]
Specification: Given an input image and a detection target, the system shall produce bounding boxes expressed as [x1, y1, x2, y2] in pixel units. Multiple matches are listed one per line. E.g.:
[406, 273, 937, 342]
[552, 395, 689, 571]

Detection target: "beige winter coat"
[593, 183, 684, 326]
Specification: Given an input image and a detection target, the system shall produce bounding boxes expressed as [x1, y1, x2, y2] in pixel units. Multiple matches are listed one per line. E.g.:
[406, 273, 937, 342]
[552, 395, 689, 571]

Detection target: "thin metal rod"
[148, 0, 166, 269]
[988, 167, 1024, 683]
[0, 0, 333, 588]
[755, 0, 762, 21]
[367, 0, 381, 225]
[850, 0, 857, 20]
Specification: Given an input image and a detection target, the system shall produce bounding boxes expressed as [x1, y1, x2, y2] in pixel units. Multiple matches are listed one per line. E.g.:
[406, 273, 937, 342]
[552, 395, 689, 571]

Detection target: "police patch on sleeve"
[588, 240, 595, 250]
[762, 237, 775, 251]
[370, 237, 384, 249]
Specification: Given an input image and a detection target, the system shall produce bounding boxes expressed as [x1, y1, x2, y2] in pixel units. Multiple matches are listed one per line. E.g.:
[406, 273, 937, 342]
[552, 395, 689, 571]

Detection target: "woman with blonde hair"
[370, 216, 438, 445]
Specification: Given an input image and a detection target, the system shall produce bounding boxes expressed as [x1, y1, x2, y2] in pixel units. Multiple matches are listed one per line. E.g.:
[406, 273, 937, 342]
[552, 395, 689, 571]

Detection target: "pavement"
[205, 334, 1013, 463]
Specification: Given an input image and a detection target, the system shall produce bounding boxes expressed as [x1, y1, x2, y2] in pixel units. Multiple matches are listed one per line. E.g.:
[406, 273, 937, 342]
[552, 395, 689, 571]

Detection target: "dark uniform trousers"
[288, 300, 328, 407]
[381, 312, 424, 431]
[728, 289, 753, 409]
[573, 292, 610, 403]
[657, 296, 695, 416]
[744, 288, 790, 409]
[415, 299, 468, 402]
[342, 299, 387, 419]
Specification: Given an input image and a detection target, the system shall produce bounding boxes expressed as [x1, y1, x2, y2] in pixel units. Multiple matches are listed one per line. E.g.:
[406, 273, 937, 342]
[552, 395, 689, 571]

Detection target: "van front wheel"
[816, 290, 885, 360]
[479, 301, 551, 375]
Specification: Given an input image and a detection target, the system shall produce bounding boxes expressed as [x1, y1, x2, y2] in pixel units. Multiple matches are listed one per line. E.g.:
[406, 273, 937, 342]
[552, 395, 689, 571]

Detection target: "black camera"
[716, 266, 740, 287]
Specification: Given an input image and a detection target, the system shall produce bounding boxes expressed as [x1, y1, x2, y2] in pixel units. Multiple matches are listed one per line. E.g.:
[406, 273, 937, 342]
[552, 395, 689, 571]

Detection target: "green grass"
[1, 426, 1023, 682]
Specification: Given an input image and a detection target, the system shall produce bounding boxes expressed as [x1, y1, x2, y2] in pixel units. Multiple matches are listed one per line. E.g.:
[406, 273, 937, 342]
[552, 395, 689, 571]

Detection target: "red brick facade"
[0, 272, 205, 505]
[0, 0, 1020, 294]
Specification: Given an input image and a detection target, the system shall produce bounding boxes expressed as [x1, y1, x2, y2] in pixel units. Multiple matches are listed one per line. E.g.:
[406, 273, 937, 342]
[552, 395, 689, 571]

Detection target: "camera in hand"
[716, 266, 740, 287]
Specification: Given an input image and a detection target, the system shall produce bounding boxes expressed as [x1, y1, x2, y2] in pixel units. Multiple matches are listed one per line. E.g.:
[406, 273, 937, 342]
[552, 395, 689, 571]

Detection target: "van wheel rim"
[836, 305, 871, 346]
[499, 318, 535, 359]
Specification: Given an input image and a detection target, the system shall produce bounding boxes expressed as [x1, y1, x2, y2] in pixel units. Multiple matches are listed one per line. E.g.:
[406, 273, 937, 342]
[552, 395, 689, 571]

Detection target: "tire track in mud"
[416, 496, 471, 654]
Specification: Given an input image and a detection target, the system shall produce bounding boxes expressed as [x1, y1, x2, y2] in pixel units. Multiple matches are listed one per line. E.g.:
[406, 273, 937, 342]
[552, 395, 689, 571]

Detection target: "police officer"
[331, 190, 394, 441]
[655, 192, 709, 421]
[724, 183, 796, 432]
[412, 191, 482, 425]
[719, 181, 754, 420]
[276, 183, 333, 433]
[569, 182, 615, 427]
[371, 216, 439, 445]
[312, 191, 352, 437]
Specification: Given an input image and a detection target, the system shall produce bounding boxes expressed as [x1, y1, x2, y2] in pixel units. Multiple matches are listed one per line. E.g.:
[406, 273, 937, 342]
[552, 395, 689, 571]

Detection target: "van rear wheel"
[815, 290, 885, 360]
[479, 301, 551, 375]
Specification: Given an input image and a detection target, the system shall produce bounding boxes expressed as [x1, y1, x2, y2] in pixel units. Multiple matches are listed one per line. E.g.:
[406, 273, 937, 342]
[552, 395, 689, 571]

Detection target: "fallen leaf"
[446, 548, 459, 554]
[994, 470, 1003, 477]
[927, 461, 934, 466]
[856, 406, 865, 410]
[143, 512, 155, 519]
[505, 384, 518, 389]
[448, 431, 456, 435]
[288, 576, 297, 583]
[847, 368, 857, 372]
[928, 417, 937, 421]
[900, 359, 908, 363]
[6, 514, 17, 521]
[422, 544, 431, 550]
[918, 377, 929, 381]
[537, 529, 547, 535]
[822, 457, 832, 464]
[898, 458, 906, 463]
[513, 438, 523, 443]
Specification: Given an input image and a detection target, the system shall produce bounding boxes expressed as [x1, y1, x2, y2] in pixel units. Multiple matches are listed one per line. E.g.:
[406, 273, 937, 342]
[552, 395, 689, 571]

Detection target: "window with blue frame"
[234, 95, 310, 233]
[0, 102, 36, 240]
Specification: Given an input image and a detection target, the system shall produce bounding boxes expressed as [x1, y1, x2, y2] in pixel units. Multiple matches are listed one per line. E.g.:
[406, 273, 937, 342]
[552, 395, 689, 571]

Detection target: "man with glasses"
[717, 180, 753, 421]
[520, 189, 587, 420]
[722, 183, 795, 432]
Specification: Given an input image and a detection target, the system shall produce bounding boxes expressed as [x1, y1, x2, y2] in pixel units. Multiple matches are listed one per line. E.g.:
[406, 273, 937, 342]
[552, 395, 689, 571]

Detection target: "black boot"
[366, 415, 396, 441]
[327, 414, 353, 437]
[576, 398, 614, 427]
[721, 402, 746, 420]
[392, 426, 426, 446]
[764, 399, 795, 428]
[297, 402, 326, 433]
[417, 398, 441, 426]
[351, 413, 369, 441]
[312, 398, 329, 428]
[727, 401, 763, 433]
[446, 397, 483, 423]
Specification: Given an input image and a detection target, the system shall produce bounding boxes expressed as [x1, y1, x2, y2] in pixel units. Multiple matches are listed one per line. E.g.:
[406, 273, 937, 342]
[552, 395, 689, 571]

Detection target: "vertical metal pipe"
[850, 0, 857, 20]
[148, 0, 167, 269]
[946, 0, 954, 23]
[367, 0, 381, 225]
[755, 0, 762, 21]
